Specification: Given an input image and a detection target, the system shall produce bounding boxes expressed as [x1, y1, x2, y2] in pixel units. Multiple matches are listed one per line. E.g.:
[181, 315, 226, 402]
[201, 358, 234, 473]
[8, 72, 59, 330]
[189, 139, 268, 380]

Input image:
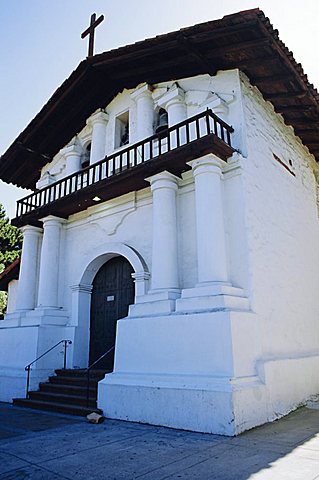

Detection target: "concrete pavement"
[1, 402, 319, 479]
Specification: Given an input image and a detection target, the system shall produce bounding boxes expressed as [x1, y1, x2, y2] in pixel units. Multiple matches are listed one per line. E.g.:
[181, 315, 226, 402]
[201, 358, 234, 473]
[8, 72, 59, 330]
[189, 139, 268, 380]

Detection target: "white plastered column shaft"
[166, 98, 187, 127]
[88, 110, 109, 165]
[131, 84, 154, 140]
[157, 85, 187, 149]
[147, 171, 179, 291]
[189, 154, 228, 285]
[16, 225, 43, 311]
[157, 85, 187, 127]
[37, 216, 65, 308]
[62, 143, 82, 176]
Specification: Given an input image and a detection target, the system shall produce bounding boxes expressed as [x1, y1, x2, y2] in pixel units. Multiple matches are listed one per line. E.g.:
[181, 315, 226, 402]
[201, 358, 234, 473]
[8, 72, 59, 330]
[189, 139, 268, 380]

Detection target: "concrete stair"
[13, 368, 108, 416]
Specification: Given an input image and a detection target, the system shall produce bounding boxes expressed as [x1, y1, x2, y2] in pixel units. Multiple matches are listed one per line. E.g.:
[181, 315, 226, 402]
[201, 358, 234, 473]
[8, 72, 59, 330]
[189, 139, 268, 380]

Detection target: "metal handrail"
[86, 345, 115, 408]
[25, 339, 72, 398]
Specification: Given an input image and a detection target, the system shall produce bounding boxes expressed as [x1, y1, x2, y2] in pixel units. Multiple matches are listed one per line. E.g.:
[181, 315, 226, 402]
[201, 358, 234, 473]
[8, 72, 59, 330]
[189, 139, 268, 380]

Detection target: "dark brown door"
[89, 256, 134, 370]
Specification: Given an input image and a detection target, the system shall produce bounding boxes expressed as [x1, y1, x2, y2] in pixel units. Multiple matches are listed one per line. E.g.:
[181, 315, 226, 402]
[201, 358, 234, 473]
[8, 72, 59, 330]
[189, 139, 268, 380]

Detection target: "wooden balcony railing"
[16, 109, 234, 218]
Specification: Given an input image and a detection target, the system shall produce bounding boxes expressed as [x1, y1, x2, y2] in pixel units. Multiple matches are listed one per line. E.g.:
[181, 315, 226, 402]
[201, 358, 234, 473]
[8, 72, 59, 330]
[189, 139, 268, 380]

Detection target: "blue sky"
[1, 0, 319, 218]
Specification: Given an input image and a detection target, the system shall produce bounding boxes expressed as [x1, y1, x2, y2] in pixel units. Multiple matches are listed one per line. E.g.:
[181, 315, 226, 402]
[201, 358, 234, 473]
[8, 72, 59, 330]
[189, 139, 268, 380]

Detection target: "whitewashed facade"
[1, 67, 319, 436]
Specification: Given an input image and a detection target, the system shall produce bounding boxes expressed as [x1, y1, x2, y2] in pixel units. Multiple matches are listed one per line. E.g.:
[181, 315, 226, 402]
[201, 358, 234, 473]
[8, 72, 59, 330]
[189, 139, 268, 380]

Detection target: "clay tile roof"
[0, 257, 20, 291]
[1, 8, 318, 189]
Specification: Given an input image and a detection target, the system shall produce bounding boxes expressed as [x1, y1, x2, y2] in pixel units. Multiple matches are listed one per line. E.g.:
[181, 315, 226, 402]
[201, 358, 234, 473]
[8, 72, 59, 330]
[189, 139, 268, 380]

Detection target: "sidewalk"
[1, 402, 319, 479]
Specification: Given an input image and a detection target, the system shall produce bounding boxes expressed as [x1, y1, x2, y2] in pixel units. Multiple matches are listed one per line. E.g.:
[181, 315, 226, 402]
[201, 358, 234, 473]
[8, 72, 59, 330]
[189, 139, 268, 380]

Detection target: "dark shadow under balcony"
[12, 110, 235, 227]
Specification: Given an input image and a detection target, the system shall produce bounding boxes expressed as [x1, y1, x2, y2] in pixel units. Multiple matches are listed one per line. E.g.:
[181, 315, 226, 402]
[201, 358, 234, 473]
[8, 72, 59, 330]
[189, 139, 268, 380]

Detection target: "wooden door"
[89, 256, 134, 370]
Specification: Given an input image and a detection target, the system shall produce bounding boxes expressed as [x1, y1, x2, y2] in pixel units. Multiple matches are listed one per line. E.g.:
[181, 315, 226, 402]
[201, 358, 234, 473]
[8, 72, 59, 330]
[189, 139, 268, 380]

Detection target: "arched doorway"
[89, 256, 135, 370]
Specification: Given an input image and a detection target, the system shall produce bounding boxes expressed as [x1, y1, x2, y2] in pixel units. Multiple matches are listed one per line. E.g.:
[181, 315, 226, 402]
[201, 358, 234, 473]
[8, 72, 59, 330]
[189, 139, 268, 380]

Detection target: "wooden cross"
[81, 13, 104, 57]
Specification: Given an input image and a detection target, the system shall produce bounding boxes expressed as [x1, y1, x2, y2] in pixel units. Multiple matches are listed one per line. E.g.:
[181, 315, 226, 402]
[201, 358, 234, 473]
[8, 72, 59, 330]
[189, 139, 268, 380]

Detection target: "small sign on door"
[106, 295, 115, 302]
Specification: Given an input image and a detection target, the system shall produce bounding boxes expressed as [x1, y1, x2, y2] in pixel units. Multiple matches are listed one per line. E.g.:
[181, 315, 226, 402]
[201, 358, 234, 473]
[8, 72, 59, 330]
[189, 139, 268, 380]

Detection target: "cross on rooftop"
[81, 13, 104, 57]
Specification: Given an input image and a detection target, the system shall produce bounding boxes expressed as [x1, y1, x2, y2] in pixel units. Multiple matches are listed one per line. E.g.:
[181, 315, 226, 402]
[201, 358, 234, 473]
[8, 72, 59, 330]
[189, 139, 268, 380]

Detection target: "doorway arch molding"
[79, 242, 150, 297]
[71, 243, 150, 368]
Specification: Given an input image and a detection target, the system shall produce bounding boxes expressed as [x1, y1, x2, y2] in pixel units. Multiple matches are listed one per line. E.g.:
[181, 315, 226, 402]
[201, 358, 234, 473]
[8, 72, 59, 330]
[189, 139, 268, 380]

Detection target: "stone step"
[13, 398, 102, 417]
[29, 391, 97, 408]
[55, 369, 107, 379]
[49, 375, 100, 387]
[39, 382, 96, 397]
[13, 368, 109, 417]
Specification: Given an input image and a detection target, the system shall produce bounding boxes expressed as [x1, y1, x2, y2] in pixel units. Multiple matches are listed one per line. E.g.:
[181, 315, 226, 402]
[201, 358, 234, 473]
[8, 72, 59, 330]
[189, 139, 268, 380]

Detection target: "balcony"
[13, 110, 235, 227]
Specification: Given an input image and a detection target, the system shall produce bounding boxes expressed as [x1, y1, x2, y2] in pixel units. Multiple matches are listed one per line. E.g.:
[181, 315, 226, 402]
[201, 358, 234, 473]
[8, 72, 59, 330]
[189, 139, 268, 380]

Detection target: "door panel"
[89, 256, 134, 370]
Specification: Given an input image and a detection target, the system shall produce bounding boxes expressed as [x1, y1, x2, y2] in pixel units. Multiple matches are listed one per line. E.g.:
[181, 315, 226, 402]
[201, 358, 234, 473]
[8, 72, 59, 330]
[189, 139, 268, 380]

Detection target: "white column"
[189, 154, 228, 285]
[16, 226, 43, 311]
[87, 110, 109, 165]
[157, 85, 187, 127]
[131, 84, 154, 140]
[61, 143, 82, 176]
[157, 85, 187, 148]
[131, 271, 151, 298]
[71, 284, 92, 368]
[166, 97, 187, 127]
[37, 216, 65, 308]
[147, 171, 179, 291]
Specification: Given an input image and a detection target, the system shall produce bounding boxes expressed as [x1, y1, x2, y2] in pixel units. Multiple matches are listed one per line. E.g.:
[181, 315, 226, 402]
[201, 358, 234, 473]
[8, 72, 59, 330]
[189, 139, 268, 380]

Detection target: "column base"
[21, 308, 69, 326]
[129, 289, 181, 317]
[176, 283, 249, 312]
[0, 311, 27, 327]
[97, 308, 266, 435]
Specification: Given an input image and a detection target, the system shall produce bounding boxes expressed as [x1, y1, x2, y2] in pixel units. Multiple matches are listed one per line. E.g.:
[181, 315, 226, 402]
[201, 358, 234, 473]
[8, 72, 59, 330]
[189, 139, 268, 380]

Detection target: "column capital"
[157, 84, 185, 110]
[21, 225, 43, 235]
[146, 171, 179, 191]
[61, 142, 82, 158]
[40, 215, 67, 227]
[87, 109, 109, 127]
[131, 271, 151, 282]
[70, 284, 93, 294]
[223, 152, 244, 179]
[130, 83, 153, 102]
[187, 154, 226, 177]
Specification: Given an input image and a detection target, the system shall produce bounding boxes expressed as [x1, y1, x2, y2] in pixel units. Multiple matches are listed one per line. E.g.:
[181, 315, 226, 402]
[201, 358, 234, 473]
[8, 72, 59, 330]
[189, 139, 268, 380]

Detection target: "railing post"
[25, 366, 31, 399]
[63, 341, 67, 370]
[205, 109, 210, 135]
[24, 339, 72, 399]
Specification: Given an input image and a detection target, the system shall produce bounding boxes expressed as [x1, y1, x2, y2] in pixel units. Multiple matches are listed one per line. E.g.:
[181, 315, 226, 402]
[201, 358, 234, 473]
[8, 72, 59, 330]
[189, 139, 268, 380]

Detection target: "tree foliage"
[0, 204, 22, 318]
[0, 203, 23, 274]
[0, 291, 7, 318]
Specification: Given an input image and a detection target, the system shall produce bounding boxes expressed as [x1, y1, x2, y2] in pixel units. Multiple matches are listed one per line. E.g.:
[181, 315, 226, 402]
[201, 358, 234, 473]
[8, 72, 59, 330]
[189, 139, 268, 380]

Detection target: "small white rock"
[87, 412, 105, 424]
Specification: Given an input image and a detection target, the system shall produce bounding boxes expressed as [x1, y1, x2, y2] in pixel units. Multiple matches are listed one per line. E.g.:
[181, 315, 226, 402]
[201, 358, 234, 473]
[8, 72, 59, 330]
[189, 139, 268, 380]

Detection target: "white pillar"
[131, 271, 151, 298]
[147, 171, 179, 291]
[61, 143, 82, 176]
[87, 110, 109, 165]
[16, 225, 43, 311]
[37, 216, 65, 308]
[71, 284, 92, 368]
[157, 84, 187, 127]
[157, 85, 187, 148]
[166, 97, 187, 127]
[131, 84, 154, 140]
[189, 154, 228, 285]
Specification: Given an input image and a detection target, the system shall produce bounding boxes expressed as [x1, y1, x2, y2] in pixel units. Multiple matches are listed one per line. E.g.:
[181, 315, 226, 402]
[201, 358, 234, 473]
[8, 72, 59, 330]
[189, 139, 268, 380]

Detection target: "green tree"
[0, 291, 7, 318]
[0, 203, 23, 274]
[0, 203, 23, 317]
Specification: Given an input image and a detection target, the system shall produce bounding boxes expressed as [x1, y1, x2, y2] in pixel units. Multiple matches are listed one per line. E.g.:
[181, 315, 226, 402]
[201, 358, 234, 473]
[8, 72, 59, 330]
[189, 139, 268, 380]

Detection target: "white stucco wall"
[241, 72, 319, 354]
[239, 72, 319, 417]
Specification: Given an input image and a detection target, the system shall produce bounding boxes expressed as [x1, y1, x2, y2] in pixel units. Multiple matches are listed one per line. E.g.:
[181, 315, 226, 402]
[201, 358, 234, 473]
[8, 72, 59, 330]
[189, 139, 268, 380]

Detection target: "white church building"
[1, 9, 319, 436]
